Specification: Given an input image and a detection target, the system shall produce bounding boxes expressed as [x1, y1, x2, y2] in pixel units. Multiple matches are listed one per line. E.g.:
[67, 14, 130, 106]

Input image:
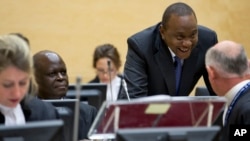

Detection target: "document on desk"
[131, 95, 172, 114]
[145, 103, 171, 114]
[131, 95, 171, 102]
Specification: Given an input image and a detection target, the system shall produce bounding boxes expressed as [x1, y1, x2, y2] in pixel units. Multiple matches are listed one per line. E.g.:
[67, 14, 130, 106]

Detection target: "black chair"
[195, 86, 210, 96]
[66, 83, 107, 111]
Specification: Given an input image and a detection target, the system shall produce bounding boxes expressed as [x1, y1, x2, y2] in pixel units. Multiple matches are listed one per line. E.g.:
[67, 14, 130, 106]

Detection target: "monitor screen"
[0, 120, 64, 141]
[43, 99, 77, 141]
[66, 83, 107, 110]
[116, 126, 220, 141]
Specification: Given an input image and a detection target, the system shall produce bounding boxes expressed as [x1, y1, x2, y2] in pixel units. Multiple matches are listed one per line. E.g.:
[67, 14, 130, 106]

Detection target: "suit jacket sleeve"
[121, 36, 150, 98]
[200, 28, 218, 96]
[22, 95, 60, 121]
[78, 103, 97, 139]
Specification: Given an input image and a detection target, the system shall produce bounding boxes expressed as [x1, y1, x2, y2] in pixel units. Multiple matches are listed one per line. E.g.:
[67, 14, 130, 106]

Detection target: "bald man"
[205, 40, 250, 141]
[33, 50, 68, 99]
[33, 50, 97, 140]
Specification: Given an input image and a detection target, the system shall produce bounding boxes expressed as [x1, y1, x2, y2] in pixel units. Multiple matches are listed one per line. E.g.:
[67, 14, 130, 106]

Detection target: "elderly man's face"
[35, 53, 68, 99]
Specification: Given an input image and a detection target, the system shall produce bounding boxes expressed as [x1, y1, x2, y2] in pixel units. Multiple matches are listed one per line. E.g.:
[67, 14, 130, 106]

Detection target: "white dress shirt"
[0, 103, 26, 126]
[106, 76, 122, 101]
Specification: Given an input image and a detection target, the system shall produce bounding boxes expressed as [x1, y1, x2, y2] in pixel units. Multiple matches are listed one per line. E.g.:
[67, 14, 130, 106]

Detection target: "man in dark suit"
[33, 50, 97, 140]
[119, 2, 218, 99]
[205, 40, 250, 141]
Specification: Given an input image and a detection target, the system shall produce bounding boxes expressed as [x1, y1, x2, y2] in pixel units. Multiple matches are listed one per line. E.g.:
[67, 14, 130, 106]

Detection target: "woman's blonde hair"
[0, 34, 37, 94]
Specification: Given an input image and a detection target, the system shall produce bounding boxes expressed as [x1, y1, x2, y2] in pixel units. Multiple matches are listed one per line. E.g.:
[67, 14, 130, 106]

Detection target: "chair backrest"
[43, 99, 77, 141]
[195, 86, 210, 96]
[66, 83, 107, 110]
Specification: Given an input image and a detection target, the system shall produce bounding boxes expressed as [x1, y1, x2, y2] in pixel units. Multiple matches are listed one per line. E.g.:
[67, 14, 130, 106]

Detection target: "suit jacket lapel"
[178, 45, 199, 96]
[153, 28, 201, 96]
[154, 38, 176, 96]
[20, 96, 32, 121]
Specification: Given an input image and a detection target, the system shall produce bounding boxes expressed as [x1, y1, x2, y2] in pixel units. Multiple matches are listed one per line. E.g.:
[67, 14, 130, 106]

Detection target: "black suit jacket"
[38, 96, 97, 140]
[120, 23, 218, 98]
[0, 95, 59, 123]
[78, 102, 97, 139]
[218, 87, 250, 141]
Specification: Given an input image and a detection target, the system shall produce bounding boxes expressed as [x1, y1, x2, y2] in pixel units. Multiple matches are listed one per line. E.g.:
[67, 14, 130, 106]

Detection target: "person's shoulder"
[22, 95, 42, 105]
[197, 25, 218, 45]
[80, 103, 97, 113]
[127, 23, 162, 51]
[239, 89, 250, 105]
[88, 76, 99, 83]
[79, 103, 98, 120]
[23, 95, 55, 109]
[128, 22, 161, 39]
[21, 95, 59, 120]
[198, 25, 217, 34]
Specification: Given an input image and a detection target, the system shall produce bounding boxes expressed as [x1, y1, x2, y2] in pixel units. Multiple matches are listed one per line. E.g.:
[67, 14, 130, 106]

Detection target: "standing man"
[205, 40, 250, 141]
[120, 2, 218, 98]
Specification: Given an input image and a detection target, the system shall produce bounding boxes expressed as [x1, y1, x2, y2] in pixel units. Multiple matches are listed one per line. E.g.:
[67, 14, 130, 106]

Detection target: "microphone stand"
[73, 76, 81, 141]
[122, 78, 130, 101]
[107, 60, 114, 101]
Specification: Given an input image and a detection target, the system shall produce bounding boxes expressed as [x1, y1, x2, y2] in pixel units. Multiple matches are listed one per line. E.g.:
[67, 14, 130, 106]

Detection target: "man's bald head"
[33, 50, 68, 99]
[206, 40, 248, 78]
[213, 40, 242, 58]
[205, 40, 249, 96]
[34, 50, 63, 69]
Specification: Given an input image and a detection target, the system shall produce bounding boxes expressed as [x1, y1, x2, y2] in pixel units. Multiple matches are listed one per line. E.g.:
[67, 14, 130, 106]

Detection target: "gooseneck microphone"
[107, 60, 114, 101]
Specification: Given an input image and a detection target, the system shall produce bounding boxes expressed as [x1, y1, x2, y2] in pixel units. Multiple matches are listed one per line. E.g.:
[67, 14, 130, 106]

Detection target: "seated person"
[0, 34, 59, 125]
[205, 40, 250, 141]
[33, 50, 97, 140]
[89, 43, 123, 101]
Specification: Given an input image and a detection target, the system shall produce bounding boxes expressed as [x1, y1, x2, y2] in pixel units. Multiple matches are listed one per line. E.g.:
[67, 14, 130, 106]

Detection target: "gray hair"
[205, 44, 248, 78]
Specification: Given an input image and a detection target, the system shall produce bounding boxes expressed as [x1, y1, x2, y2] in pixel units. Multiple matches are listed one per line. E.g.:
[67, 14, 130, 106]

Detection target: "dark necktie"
[174, 56, 182, 95]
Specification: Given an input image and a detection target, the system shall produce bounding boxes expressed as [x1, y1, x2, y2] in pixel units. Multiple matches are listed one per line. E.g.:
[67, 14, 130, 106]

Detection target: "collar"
[0, 104, 17, 113]
[168, 47, 183, 65]
[168, 47, 175, 61]
[224, 80, 250, 106]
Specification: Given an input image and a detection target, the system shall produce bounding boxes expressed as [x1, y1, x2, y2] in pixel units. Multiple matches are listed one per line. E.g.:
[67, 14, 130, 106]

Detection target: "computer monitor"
[43, 99, 77, 141]
[116, 126, 220, 141]
[66, 83, 107, 110]
[0, 120, 64, 141]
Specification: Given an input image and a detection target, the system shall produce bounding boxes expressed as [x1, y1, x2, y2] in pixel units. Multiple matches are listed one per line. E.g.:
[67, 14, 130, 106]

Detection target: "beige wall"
[0, 0, 249, 94]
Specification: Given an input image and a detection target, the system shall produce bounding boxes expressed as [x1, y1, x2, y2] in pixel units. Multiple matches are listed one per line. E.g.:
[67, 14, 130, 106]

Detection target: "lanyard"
[224, 82, 250, 125]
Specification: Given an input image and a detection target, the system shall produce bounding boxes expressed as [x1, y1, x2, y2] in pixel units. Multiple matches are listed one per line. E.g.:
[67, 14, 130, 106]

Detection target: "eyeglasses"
[96, 68, 116, 75]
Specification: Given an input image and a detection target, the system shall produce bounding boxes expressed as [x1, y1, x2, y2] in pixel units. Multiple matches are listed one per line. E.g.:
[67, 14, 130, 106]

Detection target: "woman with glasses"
[89, 43, 123, 101]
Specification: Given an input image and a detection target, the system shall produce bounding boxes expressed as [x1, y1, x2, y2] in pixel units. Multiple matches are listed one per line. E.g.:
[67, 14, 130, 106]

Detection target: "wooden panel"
[0, 0, 249, 95]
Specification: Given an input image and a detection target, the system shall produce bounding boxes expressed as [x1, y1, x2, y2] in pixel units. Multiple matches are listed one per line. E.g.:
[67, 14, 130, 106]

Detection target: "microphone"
[73, 76, 81, 141]
[107, 60, 114, 101]
[122, 77, 130, 101]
